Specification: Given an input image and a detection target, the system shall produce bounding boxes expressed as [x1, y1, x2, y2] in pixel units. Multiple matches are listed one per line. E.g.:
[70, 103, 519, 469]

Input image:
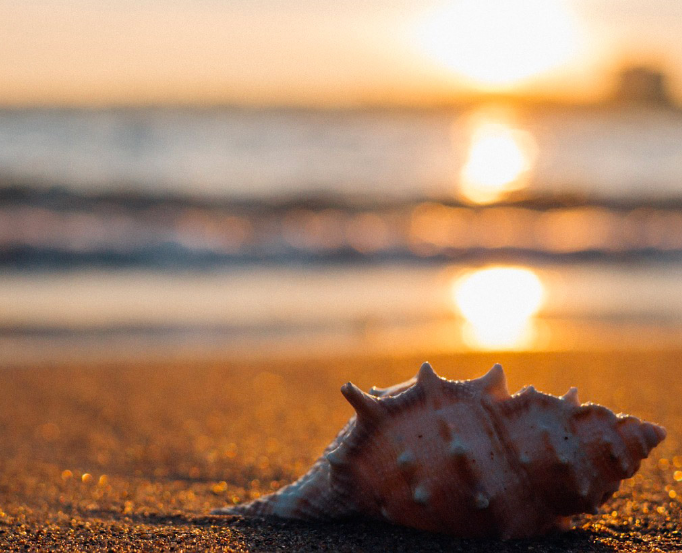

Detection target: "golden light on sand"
[416, 0, 581, 90]
[452, 266, 544, 349]
[459, 116, 537, 204]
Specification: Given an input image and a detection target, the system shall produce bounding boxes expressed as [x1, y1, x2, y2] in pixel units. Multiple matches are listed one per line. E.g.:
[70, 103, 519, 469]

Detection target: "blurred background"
[2, 0, 682, 365]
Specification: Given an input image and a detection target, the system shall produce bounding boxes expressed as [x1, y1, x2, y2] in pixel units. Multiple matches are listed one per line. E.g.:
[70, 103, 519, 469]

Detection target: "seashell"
[213, 363, 666, 539]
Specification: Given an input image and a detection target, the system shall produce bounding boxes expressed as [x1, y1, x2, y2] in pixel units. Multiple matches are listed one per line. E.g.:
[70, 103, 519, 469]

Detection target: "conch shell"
[213, 363, 666, 539]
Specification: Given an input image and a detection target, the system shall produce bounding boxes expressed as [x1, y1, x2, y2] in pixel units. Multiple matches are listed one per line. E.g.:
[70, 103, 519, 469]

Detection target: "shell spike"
[368, 376, 416, 398]
[477, 363, 509, 400]
[474, 492, 490, 510]
[413, 485, 430, 505]
[562, 387, 580, 406]
[397, 449, 417, 469]
[416, 362, 441, 391]
[326, 447, 346, 468]
[341, 382, 383, 422]
[448, 437, 469, 457]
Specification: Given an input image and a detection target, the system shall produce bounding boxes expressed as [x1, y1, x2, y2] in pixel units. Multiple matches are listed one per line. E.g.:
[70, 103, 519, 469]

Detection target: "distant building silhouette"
[613, 66, 673, 106]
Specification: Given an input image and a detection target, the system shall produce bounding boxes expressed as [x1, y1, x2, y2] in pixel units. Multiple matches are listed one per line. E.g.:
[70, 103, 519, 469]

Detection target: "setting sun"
[416, 0, 582, 90]
[452, 266, 544, 349]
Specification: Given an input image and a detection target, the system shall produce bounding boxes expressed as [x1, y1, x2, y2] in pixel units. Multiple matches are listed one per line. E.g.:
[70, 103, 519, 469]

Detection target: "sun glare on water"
[452, 267, 545, 349]
[458, 113, 537, 204]
[416, 0, 581, 90]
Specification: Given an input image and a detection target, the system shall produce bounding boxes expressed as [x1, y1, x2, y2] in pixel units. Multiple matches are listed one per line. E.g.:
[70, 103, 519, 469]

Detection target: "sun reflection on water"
[452, 266, 545, 349]
[458, 112, 537, 204]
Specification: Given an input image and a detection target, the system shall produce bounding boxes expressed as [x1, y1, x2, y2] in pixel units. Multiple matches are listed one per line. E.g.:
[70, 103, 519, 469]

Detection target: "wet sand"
[1, 350, 681, 552]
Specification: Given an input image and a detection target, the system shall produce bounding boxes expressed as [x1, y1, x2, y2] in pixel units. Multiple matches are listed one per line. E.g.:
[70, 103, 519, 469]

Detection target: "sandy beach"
[1, 350, 681, 552]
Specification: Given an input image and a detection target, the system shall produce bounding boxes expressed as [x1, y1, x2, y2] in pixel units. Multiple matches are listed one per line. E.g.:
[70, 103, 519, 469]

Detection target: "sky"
[2, 0, 682, 106]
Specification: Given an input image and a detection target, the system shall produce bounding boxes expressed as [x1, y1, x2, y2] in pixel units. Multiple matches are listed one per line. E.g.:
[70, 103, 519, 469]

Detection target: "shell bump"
[212, 363, 666, 539]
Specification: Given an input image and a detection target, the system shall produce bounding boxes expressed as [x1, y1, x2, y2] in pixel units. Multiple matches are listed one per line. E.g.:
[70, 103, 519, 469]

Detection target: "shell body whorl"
[213, 363, 666, 539]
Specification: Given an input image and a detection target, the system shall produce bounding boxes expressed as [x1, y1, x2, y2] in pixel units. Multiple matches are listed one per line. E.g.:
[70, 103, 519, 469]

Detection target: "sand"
[1, 350, 681, 552]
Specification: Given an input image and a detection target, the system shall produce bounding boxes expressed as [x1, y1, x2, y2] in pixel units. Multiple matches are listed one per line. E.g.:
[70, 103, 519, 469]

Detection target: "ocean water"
[0, 261, 681, 365]
[2, 105, 682, 201]
[1, 105, 682, 362]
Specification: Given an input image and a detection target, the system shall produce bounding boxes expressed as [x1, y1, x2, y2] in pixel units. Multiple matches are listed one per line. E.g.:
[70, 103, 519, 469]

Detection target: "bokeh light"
[452, 266, 545, 349]
[458, 115, 537, 204]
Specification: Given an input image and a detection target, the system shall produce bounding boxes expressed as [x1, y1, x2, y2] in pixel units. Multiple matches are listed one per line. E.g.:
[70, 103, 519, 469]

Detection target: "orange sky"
[1, 0, 681, 106]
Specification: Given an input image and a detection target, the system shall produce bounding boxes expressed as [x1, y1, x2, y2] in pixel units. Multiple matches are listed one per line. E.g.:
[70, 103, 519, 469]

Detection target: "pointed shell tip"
[643, 422, 667, 448]
[417, 362, 441, 389]
[341, 382, 382, 421]
[478, 364, 509, 399]
[562, 387, 580, 406]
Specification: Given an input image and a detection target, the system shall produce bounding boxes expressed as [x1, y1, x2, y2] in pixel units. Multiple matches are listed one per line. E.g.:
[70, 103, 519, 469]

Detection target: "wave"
[1, 185, 681, 268]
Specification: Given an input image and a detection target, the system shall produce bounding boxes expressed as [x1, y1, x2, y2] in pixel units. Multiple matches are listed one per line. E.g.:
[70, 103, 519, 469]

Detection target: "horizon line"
[0, 93, 677, 111]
